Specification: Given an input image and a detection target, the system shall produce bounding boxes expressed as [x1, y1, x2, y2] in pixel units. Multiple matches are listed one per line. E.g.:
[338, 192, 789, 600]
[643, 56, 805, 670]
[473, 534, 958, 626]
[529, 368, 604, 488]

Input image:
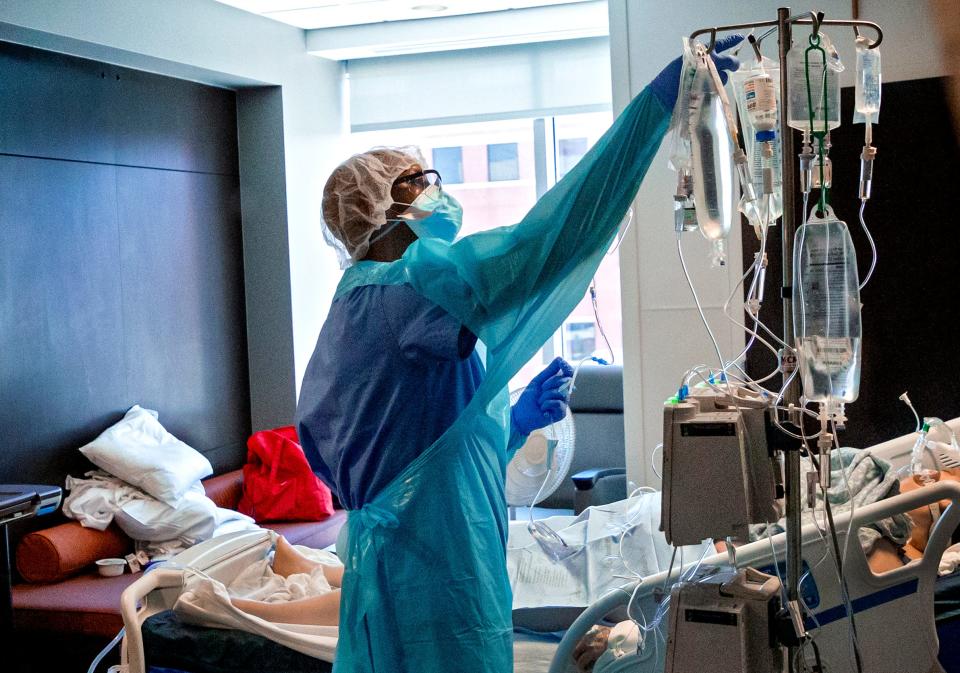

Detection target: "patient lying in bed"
[219, 463, 960, 672]
[228, 536, 343, 626]
[572, 467, 960, 673]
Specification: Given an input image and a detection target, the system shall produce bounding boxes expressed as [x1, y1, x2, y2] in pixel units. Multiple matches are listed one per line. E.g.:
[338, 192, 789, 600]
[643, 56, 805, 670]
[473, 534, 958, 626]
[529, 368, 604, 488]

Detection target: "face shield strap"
[366, 219, 405, 248]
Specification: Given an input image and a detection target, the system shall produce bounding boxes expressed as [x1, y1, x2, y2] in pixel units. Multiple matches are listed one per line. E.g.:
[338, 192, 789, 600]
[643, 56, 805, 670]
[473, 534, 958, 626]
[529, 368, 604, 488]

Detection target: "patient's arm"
[322, 563, 344, 588]
[863, 469, 960, 572]
[226, 536, 345, 626]
[232, 590, 341, 626]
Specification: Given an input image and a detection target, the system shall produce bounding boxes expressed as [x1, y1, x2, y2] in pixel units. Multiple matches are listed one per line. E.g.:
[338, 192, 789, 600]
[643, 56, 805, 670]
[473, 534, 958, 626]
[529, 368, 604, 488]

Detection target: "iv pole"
[689, 8, 882, 672]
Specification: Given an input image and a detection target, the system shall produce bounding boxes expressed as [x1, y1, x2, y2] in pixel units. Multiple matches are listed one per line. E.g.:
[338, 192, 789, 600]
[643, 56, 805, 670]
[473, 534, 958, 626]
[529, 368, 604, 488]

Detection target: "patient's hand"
[901, 469, 960, 554]
[572, 625, 610, 672]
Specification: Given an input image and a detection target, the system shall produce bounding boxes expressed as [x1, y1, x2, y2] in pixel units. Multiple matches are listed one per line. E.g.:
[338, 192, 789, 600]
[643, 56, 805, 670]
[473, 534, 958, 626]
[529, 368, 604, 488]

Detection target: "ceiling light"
[411, 4, 448, 12]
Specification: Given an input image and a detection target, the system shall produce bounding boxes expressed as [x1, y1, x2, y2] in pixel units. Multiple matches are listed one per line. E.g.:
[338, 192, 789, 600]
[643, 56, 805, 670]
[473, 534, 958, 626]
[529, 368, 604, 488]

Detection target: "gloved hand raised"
[650, 34, 744, 112]
[511, 357, 574, 436]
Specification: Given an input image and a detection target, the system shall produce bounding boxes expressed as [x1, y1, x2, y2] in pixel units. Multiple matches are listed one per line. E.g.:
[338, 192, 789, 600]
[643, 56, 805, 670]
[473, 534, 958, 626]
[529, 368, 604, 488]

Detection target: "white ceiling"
[214, 0, 592, 29]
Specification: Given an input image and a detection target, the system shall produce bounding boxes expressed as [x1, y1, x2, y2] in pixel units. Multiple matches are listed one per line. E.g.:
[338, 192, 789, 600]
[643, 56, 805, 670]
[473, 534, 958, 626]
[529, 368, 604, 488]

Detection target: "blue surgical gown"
[297, 86, 670, 673]
[296, 283, 483, 509]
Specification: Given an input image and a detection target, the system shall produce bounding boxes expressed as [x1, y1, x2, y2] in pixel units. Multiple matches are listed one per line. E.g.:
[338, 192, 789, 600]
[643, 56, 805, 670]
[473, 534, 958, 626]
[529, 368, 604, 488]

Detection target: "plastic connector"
[735, 151, 757, 204]
[678, 384, 690, 401]
[811, 155, 833, 189]
[799, 151, 815, 195]
[859, 145, 877, 201]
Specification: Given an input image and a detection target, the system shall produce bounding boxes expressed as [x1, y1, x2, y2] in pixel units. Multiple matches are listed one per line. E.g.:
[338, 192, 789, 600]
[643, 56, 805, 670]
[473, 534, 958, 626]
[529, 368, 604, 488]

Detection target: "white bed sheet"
[173, 545, 340, 662]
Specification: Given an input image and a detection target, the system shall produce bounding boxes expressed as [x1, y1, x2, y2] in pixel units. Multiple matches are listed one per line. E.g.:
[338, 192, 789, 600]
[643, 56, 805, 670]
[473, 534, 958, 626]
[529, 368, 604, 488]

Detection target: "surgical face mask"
[397, 186, 463, 243]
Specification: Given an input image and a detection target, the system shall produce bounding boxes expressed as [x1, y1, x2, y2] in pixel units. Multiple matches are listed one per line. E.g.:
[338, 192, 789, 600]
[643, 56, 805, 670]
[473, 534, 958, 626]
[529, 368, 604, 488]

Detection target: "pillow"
[16, 522, 132, 583]
[113, 484, 255, 546]
[80, 405, 213, 506]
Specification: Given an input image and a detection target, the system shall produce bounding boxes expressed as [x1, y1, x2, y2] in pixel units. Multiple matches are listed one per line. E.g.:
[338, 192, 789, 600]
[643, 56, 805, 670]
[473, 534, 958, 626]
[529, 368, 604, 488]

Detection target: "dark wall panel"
[0, 41, 238, 175]
[111, 68, 240, 175]
[0, 42, 247, 486]
[0, 156, 127, 483]
[742, 77, 960, 449]
[0, 43, 118, 165]
[116, 167, 248, 473]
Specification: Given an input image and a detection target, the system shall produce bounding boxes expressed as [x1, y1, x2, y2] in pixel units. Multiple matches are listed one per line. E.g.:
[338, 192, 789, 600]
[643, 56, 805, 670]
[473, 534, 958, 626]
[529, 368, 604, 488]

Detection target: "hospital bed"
[117, 528, 559, 673]
[549, 418, 960, 673]
[116, 419, 960, 673]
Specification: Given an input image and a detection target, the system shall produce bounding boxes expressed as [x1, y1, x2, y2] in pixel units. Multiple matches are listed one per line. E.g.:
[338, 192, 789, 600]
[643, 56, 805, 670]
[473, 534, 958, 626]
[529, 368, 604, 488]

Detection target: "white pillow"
[79, 405, 213, 506]
[114, 484, 254, 545]
[114, 483, 217, 543]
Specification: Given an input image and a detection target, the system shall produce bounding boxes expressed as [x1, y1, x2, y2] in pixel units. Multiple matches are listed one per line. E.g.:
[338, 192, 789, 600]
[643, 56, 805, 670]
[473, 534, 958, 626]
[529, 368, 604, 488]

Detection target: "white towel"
[227, 547, 340, 603]
[63, 470, 256, 558]
[940, 542, 960, 576]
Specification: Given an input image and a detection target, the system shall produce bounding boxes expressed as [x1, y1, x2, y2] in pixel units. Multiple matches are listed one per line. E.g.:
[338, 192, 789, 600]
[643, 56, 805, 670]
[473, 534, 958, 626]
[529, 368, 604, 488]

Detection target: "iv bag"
[792, 206, 862, 403]
[854, 36, 882, 123]
[667, 38, 700, 172]
[689, 47, 737, 241]
[730, 57, 784, 227]
[787, 32, 843, 133]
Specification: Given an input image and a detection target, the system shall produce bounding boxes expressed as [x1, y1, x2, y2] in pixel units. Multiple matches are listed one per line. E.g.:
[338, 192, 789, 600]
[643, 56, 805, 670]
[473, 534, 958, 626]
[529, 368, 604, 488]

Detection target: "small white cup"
[96, 558, 127, 577]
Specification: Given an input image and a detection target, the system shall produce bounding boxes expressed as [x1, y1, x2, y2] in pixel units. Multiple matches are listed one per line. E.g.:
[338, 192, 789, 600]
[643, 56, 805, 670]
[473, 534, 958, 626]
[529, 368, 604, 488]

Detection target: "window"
[557, 137, 588, 179]
[351, 110, 616, 391]
[487, 142, 520, 181]
[432, 146, 464, 184]
[565, 320, 597, 361]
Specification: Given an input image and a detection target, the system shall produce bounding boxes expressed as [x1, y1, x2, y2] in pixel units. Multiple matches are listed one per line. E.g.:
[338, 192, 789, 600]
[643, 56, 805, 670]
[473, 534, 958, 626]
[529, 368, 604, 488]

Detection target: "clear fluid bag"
[854, 36, 882, 123]
[787, 32, 843, 133]
[792, 205, 862, 403]
[668, 39, 701, 233]
[667, 38, 700, 173]
[689, 47, 737, 241]
[730, 57, 783, 227]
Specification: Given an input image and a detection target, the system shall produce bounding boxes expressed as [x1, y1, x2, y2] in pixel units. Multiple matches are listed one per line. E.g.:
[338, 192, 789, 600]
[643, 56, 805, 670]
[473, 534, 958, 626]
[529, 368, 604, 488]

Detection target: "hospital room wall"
[608, 0, 948, 488]
[0, 0, 346, 432]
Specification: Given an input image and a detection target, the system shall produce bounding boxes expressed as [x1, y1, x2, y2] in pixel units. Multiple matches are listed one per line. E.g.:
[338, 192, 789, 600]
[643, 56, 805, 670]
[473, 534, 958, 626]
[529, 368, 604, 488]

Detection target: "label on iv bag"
[794, 215, 862, 402]
[744, 76, 777, 125]
[797, 232, 854, 339]
[803, 336, 854, 370]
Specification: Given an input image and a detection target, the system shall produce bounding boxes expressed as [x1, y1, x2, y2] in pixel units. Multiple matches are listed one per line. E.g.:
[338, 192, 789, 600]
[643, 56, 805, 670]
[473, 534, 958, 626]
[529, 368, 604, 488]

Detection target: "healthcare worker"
[296, 37, 742, 673]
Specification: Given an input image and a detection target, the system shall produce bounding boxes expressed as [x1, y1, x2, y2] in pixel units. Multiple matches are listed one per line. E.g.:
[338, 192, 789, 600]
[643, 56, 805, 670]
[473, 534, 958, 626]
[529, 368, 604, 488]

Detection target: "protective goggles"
[392, 169, 442, 191]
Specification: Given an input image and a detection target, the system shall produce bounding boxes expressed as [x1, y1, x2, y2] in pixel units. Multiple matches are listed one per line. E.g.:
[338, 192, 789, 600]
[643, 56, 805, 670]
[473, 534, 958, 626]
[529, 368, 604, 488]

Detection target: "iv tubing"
[678, 234, 725, 372]
[857, 200, 877, 290]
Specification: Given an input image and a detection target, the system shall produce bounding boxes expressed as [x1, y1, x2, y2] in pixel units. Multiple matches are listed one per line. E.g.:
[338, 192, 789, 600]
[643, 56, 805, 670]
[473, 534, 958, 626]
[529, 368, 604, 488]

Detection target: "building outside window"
[564, 320, 597, 361]
[431, 146, 464, 184]
[557, 137, 588, 179]
[487, 142, 520, 181]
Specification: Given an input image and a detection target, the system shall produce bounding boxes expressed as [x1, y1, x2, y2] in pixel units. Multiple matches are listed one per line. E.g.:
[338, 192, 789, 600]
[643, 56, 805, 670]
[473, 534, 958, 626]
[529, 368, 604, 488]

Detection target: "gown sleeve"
[401, 86, 670, 394]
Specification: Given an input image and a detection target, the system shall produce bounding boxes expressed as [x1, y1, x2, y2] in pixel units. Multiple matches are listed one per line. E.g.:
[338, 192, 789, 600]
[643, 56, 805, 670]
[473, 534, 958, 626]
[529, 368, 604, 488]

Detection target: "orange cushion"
[202, 469, 244, 510]
[16, 522, 132, 584]
[13, 570, 137, 637]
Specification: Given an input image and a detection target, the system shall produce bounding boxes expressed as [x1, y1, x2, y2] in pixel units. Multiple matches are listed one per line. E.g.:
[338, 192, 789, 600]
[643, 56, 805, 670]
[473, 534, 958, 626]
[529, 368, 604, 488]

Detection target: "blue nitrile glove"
[650, 34, 744, 111]
[511, 357, 575, 435]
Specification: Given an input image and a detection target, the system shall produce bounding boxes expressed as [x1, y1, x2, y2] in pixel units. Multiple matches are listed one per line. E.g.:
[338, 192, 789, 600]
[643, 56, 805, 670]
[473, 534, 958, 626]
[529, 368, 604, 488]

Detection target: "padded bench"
[12, 470, 346, 638]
